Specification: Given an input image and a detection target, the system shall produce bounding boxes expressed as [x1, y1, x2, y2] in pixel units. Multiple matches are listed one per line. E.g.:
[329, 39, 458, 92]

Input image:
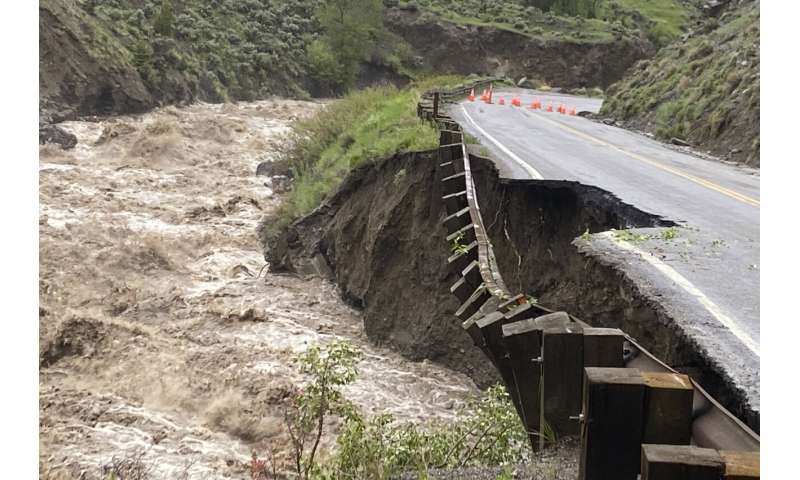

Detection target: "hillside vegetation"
[601, 0, 760, 166]
[42, 0, 701, 121]
[411, 0, 698, 46]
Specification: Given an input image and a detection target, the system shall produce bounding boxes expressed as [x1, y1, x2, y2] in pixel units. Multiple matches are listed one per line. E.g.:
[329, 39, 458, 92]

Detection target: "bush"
[267, 340, 529, 480]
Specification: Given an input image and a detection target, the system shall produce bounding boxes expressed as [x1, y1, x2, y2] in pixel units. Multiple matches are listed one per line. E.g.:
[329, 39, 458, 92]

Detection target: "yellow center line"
[517, 108, 760, 207]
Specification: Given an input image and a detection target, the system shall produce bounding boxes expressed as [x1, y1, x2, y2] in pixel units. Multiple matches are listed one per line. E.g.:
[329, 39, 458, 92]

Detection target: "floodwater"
[39, 100, 477, 479]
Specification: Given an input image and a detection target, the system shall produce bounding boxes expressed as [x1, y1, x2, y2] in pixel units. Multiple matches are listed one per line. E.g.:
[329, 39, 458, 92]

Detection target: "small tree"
[285, 340, 361, 479]
[154, 0, 174, 37]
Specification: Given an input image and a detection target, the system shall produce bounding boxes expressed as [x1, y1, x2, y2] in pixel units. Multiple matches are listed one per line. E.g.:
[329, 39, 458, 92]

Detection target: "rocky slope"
[600, 0, 760, 166]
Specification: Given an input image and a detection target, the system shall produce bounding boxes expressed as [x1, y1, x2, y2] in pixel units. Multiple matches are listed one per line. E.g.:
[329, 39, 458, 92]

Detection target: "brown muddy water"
[39, 100, 477, 479]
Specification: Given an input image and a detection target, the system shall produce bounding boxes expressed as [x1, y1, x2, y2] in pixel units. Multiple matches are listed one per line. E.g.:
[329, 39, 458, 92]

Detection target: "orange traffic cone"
[468, 88, 475, 102]
[512, 97, 521, 107]
[546, 104, 553, 112]
[499, 97, 506, 105]
[569, 107, 577, 116]
[559, 105, 566, 114]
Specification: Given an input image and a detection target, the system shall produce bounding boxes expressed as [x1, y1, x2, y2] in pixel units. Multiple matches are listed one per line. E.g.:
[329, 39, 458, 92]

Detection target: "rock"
[602, 118, 616, 126]
[39, 124, 77, 150]
[577, 111, 594, 118]
[256, 159, 293, 178]
[729, 148, 742, 155]
[517, 76, 528, 87]
[670, 137, 692, 147]
[268, 175, 293, 194]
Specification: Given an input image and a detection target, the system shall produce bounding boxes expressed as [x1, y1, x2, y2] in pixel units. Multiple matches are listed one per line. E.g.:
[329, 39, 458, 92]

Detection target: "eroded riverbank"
[39, 100, 477, 479]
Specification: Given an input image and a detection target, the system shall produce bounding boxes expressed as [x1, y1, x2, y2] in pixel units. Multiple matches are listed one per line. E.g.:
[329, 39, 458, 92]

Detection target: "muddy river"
[39, 100, 477, 479]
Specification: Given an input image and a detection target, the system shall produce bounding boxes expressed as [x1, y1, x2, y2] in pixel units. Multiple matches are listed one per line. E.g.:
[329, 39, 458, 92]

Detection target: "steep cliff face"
[601, 0, 760, 165]
[262, 150, 667, 390]
[264, 151, 500, 387]
[264, 149, 758, 430]
[384, 7, 655, 89]
[39, 0, 154, 122]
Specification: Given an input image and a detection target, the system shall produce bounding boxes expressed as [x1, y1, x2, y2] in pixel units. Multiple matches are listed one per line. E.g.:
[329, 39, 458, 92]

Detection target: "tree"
[154, 0, 174, 37]
[311, 0, 383, 90]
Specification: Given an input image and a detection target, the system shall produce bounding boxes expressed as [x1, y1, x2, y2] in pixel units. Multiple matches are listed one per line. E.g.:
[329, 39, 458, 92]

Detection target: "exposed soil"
[264, 150, 500, 389]
[385, 7, 655, 89]
[266, 148, 757, 435]
[39, 101, 479, 479]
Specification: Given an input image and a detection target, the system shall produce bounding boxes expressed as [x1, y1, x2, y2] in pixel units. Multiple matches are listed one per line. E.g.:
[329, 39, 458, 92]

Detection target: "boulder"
[39, 124, 77, 150]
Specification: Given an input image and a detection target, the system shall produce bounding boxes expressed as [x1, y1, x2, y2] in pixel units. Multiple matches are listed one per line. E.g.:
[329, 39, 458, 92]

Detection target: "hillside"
[40, 0, 700, 122]
[601, 0, 760, 166]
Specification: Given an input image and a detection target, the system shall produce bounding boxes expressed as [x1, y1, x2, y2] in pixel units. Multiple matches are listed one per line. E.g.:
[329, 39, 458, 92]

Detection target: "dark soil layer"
[470, 156, 758, 431]
[265, 148, 758, 432]
[264, 151, 500, 387]
[385, 7, 655, 89]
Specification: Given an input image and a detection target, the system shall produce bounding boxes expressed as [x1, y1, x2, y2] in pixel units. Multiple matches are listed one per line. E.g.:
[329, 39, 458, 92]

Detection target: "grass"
[604, 0, 696, 46]
[601, 2, 759, 164]
[411, 0, 698, 45]
[275, 76, 463, 226]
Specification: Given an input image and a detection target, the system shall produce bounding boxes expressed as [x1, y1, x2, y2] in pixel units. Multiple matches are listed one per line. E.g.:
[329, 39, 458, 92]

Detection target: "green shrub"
[262, 340, 529, 480]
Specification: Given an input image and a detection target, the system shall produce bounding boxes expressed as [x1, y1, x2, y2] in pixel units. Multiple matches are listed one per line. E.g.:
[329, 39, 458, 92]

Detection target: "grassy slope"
[276, 76, 464, 225]
[601, 1, 760, 165]
[410, 0, 698, 45]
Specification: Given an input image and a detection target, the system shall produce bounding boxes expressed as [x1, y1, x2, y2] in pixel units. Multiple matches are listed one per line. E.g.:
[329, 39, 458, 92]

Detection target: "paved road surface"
[450, 88, 760, 415]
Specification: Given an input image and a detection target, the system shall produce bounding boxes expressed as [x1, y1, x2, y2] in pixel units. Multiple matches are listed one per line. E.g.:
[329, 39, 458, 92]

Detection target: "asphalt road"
[450, 88, 760, 415]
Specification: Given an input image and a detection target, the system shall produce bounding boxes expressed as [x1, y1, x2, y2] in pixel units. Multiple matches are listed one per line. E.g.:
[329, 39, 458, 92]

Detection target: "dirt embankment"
[266, 150, 758, 432]
[385, 7, 655, 89]
[264, 151, 499, 388]
[39, 0, 154, 122]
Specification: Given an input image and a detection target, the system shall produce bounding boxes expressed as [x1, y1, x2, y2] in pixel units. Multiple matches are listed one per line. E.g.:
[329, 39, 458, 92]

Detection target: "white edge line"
[597, 231, 760, 357]
[460, 105, 544, 180]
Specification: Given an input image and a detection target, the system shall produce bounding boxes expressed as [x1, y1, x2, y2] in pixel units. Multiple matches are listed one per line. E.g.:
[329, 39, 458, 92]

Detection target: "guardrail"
[417, 80, 760, 479]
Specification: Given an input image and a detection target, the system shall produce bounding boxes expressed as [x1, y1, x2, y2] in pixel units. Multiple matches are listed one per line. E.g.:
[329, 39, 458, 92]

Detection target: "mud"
[39, 101, 479, 479]
[264, 151, 500, 389]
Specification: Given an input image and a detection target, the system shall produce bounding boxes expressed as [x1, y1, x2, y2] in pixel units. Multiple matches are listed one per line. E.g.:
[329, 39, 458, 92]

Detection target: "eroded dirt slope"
[39, 101, 477, 479]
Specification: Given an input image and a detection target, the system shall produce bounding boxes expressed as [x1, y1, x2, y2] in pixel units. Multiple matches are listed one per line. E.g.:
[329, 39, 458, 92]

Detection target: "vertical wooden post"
[583, 328, 625, 367]
[579, 368, 646, 480]
[433, 92, 440, 118]
[641, 372, 694, 446]
[541, 323, 584, 437]
[641, 445, 724, 480]
[502, 318, 543, 451]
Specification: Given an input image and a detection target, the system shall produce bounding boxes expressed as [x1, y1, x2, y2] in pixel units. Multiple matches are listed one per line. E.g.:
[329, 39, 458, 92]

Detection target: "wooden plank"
[720, 450, 759, 479]
[583, 328, 625, 368]
[461, 260, 482, 290]
[447, 240, 477, 274]
[641, 372, 694, 446]
[641, 444, 724, 480]
[541, 322, 584, 437]
[442, 190, 467, 215]
[449, 277, 472, 303]
[441, 171, 467, 196]
[442, 206, 471, 235]
[580, 368, 646, 480]
[502, 319, 543, 451]
[455, 284, 490, 321]
[446, 223, 476, 246]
